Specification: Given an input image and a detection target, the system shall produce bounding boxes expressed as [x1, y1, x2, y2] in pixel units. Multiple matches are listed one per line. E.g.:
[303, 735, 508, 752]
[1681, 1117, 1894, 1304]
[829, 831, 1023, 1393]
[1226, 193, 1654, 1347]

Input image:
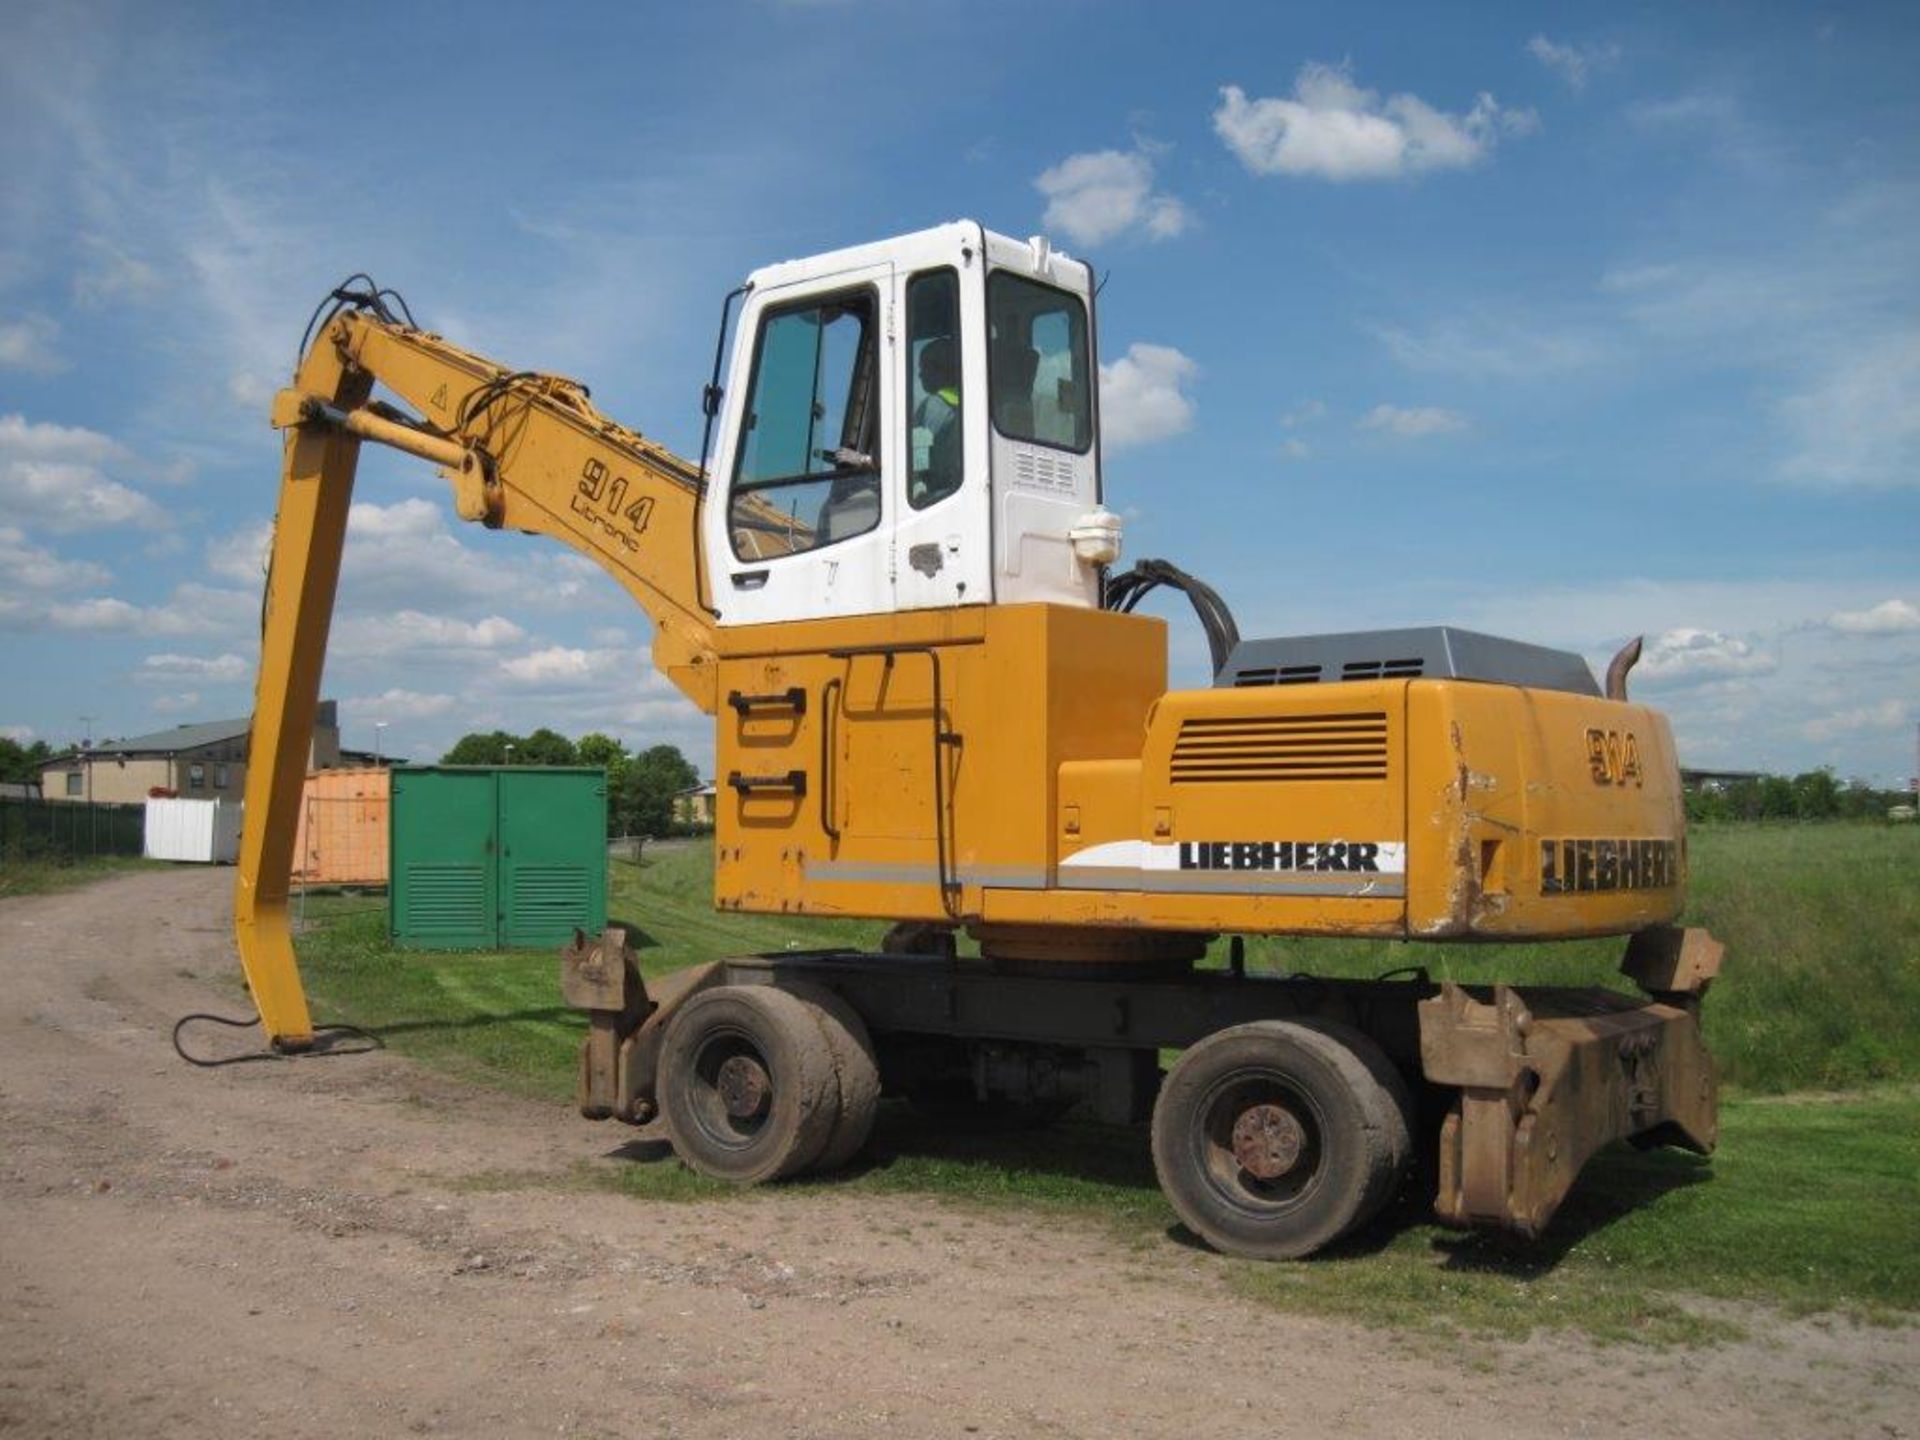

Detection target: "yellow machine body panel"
[706, 607, 1686, 942]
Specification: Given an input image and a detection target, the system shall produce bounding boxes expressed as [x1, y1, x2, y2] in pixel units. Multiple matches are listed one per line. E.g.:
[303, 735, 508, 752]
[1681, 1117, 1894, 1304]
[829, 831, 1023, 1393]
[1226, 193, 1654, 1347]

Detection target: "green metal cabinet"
[389, 766, 607, 950]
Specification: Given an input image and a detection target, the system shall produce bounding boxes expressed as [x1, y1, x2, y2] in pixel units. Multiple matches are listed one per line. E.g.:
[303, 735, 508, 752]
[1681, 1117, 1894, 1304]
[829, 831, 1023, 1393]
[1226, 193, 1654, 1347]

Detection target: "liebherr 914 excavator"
[236, 221, 1721, 1258]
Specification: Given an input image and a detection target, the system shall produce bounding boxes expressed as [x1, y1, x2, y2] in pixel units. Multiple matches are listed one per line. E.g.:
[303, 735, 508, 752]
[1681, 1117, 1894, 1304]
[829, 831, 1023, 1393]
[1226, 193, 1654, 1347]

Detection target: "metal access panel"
[389, 766, 606, 950]
[499, 768, 608, 948]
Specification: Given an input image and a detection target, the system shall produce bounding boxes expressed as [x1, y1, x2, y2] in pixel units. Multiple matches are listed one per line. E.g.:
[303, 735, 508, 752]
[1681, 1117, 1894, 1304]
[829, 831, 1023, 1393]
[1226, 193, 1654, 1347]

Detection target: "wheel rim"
[684, 1024, 777, 1154]
[1193, 1070, 1326, 1218]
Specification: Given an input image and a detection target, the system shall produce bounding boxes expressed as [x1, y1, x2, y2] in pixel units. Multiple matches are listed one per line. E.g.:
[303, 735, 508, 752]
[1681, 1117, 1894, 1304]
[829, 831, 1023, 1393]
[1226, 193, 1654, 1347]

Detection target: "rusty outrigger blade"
[1418, 925, 1721, 1236]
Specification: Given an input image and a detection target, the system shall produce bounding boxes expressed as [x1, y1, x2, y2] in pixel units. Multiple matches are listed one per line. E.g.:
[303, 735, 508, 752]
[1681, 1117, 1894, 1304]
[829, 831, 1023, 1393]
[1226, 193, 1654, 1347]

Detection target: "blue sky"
[2, 0, 1915, 785]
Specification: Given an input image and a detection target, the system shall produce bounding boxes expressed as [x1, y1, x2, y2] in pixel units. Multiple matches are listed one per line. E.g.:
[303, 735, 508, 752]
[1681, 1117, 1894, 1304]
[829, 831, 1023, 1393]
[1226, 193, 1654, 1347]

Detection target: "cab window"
[906, 269, 964, 509]
[729, 288, 881, 561]
[987, 271, 1092, 453]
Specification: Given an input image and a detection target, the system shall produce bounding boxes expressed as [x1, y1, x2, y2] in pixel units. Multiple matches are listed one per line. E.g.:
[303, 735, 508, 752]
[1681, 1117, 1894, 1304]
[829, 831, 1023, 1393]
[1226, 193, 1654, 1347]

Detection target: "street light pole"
[373, 721, 388, 766]
[77, 714, 95, 856]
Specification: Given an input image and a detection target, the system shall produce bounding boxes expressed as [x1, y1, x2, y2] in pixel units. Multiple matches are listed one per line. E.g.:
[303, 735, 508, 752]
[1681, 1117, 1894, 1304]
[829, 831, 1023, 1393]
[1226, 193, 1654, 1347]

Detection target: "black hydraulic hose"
[1104, 558, 1242, 675]
[171, 1011, 383, 1068]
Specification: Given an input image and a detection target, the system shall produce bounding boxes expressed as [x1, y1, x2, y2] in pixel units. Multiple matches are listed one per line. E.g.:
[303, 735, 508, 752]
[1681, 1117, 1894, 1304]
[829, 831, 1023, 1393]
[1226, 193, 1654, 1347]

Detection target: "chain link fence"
[0, 797, 146, 860]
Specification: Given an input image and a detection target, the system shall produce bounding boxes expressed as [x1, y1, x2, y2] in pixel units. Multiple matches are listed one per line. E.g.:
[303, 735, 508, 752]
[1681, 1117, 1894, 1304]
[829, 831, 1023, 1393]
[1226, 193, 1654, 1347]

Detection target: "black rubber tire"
[658, 985, 839, 1184]
[1151, 1019, 1411, 1260]
[782, 983, 881, 1173]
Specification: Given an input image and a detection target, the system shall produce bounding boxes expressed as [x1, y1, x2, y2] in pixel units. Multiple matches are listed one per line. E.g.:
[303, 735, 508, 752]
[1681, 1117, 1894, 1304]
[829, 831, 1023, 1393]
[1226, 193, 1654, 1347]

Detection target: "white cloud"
[72, 234, 161, 307]
[150, 692, 201, 715]
[1214, 66, 1535, 182]
[1828, 598, 1920, 634]
[1280, 399, 1325, 428]
[499, 645, 634, 685]
[1803, 698, 1912, 743]
[1637, 627, 1778, 683]
[39, 587, 249, 638]
[1099, 343, 1198, 450]
[0, 526, 110, 589]
[1526, 35, 1620, 92]
[1778, 331, 1920, 488]
[1358, 403, 1468, 437]
[0, 413, 163, 532]
[331, 610, 526, 658]
[342, 689, 457, 721]
[137, 652, 248, 684]
[206, 500, 615, 618]
[0, 314, 64, 374]
[1371, 316, 1608, 379]
[0, 725, 37, 743]
[1279, 437, 1310, 462]
[1035, 149, 1191, 247]
[205, 519, 274, 585]
[348, 497, 442, 541]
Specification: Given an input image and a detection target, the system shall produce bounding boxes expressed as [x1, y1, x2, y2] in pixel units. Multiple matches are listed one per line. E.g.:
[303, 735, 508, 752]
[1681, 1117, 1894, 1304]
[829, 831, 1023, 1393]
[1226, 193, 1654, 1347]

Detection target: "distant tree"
[575, 733, 631, 835]
[1789, 768, 1841, 821]
[0, 737, 52, 785]
[517, 727, 577, 766]
[621, 743, 699, 837]
[442, 730, 518, 765]
[1758, 775, 1796, 820]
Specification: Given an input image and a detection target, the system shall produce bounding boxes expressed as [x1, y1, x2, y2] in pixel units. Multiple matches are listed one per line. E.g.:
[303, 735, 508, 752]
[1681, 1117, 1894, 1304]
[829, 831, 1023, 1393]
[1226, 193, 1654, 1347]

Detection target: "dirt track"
[1, 868, 1914, 1439]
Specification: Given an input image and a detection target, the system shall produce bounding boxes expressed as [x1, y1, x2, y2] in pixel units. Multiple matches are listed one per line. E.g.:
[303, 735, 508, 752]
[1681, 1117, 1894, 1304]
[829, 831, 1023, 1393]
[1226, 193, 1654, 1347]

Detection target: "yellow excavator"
[235, 222, 1720, 1258]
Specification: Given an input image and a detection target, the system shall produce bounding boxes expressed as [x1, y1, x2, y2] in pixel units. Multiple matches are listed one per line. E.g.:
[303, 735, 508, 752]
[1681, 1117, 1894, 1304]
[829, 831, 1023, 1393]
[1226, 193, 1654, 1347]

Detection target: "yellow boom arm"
[234, 305, 719, 1048]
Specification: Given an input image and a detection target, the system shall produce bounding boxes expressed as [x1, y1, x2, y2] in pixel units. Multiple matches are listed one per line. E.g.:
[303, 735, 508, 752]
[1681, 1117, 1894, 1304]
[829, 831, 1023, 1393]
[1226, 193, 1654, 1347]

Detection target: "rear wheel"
[1151, 1019, 1411, 1259]
[658, 986, 838, 1184]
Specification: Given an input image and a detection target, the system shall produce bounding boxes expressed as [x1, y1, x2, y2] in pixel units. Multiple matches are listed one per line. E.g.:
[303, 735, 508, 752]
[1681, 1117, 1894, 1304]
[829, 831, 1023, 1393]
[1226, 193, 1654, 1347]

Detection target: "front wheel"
[658, 985, 839, 1184]
[1150, 1019, 1411, 1259]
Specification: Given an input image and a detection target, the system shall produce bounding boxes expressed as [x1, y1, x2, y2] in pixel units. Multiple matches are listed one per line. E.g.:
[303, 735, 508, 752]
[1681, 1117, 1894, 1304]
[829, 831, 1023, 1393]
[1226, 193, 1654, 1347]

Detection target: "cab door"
[707, 264, 897, 628]
[892, 265, 992, 612]
[986, 266, 1102, 609]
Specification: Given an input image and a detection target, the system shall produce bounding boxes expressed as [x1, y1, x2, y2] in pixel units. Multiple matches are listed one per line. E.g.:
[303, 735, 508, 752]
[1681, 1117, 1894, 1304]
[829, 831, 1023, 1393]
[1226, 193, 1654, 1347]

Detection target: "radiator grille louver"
[404, 864, 487, 936]
[509, 865, 590, 932]
[1171, 711, 1390, 784]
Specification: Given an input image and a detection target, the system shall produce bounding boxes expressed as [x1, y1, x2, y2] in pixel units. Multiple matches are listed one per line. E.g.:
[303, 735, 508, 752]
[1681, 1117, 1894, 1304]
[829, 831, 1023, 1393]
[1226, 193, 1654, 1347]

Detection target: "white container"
[144, 797, 243, 864]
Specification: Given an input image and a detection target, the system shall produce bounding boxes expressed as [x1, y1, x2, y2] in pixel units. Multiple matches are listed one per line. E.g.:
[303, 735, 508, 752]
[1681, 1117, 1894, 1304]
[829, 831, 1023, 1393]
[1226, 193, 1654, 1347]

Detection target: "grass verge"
[0, 853, 164, 899]
[293, 830, 1920, 1342]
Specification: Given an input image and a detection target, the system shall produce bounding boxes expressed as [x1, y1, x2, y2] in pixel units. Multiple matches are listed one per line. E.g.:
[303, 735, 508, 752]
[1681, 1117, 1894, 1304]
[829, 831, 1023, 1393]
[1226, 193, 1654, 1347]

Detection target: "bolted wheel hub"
[1230, 1102, 1307, 1180]
[716, 1054, 772, 1121]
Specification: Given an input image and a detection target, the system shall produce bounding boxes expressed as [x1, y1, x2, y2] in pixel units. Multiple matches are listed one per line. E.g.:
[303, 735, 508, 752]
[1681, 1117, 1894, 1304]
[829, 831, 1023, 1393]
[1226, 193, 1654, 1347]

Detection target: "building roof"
[39, 702, 339, 768]
[94, 717, 254, 756]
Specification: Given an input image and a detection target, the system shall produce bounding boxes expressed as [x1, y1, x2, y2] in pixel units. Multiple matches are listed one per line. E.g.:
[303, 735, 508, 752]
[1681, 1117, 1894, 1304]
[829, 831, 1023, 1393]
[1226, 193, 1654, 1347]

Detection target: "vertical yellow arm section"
[233, 306, 722, 1047]
[232, 341, 371, 1050]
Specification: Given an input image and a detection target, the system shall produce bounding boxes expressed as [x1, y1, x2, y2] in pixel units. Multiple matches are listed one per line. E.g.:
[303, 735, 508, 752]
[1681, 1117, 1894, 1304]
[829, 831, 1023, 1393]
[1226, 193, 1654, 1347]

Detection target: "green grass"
[0, 853, 164, 899]
[1221, 822, 1920, 1095]
[293, 827, 1920, 1341]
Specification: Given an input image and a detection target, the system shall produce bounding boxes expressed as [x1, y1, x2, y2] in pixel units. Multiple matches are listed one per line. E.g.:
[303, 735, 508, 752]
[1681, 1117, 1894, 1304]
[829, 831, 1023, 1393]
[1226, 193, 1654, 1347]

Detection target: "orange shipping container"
[291, 767, 390, 887]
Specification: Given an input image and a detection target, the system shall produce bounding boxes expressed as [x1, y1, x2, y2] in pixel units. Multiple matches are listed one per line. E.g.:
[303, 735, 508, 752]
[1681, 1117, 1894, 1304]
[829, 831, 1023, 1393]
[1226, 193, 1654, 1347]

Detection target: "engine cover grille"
[1170, 711, 1389, 784]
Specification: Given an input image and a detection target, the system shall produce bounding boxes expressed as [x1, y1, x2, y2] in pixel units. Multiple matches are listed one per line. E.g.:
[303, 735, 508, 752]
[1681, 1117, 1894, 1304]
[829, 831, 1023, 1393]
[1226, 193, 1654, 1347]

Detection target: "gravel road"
[2, 867, 1913, 1439]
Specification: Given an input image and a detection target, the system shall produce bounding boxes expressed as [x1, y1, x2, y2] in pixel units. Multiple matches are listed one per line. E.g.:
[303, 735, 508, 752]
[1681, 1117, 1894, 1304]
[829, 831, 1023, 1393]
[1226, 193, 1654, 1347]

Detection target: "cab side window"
[987, 271, 1092, 453]
[906, 269, 964, 509]
[729, 289, 881, 561]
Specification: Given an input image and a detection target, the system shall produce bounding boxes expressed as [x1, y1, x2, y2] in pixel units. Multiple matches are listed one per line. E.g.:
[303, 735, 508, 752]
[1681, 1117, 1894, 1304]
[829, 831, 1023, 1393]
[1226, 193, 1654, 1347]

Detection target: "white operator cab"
[702, 221, 1121, 627]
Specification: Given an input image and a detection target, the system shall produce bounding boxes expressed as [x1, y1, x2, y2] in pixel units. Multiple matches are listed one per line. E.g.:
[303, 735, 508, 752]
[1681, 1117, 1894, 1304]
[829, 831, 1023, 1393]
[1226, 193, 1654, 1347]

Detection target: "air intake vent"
[1171, 711, 1389, 784]
[1340, 657, 1424, 680]
[404, 864, 487, 938]
[1232, 663, 1323, 687]
[507, 864, 591, 942]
